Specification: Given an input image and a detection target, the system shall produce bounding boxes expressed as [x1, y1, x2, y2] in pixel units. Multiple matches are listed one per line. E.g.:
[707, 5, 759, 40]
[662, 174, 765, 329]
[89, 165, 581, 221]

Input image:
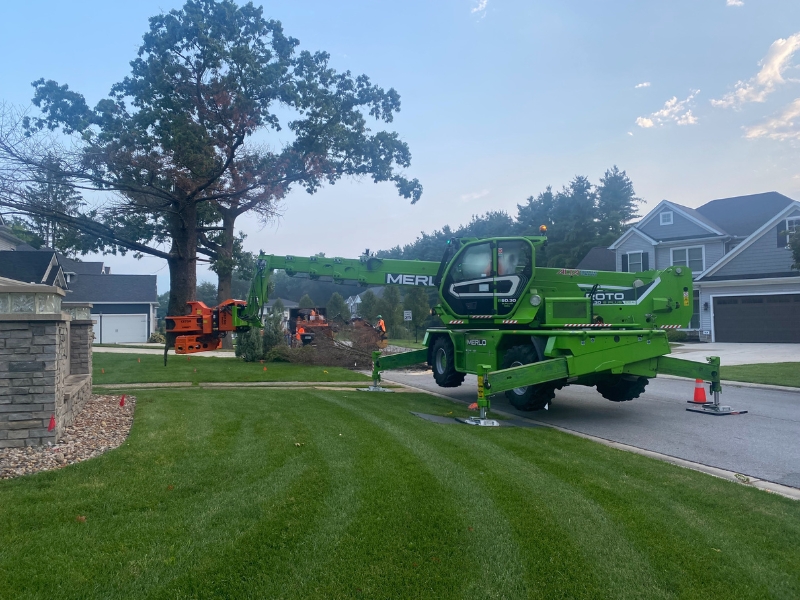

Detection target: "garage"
[713, 294, 800, 343]
[92, 314, 149, 344]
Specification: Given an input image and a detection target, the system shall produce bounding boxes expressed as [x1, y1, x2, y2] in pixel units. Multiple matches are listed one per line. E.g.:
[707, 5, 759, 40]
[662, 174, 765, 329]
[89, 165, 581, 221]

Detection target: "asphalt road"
[381, 369, 800, 489]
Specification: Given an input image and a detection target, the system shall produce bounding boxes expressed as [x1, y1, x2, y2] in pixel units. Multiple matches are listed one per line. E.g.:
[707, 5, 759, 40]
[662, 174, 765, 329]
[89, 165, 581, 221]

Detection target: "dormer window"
[660, 211, 673, 225]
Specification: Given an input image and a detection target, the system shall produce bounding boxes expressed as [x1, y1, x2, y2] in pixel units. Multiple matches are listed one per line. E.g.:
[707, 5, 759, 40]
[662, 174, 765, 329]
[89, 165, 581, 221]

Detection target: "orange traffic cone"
[119, 395, 126, 407]
[688, 379, 708, 404]
[263, 366, 267, 371]
[48, 414, 56, 432]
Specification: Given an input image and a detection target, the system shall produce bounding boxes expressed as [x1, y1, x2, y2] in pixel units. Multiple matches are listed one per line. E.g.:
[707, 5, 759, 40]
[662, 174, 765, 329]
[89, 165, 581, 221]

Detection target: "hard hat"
[376, 315, 382, 319]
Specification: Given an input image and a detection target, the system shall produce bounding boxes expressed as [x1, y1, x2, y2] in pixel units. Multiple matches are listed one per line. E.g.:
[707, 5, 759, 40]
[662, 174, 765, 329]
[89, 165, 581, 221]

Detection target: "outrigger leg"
[463, 364, 500, 427]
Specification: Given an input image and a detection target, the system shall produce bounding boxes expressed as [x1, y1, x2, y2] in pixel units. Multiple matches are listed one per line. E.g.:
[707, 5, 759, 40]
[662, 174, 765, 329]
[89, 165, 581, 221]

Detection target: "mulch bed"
[0, 394, 135, 480]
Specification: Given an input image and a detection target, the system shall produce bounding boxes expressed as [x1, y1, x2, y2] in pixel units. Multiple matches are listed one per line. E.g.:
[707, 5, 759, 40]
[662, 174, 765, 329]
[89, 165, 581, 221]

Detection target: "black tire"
[595, 376, 649, 402]
[500, 345, 555, 411]
[430, 337, 466, 388]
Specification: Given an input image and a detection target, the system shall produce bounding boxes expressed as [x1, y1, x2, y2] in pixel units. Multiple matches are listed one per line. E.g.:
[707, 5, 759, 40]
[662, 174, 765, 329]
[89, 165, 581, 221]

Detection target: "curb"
[658, 374, 800, 394]
[386, 379, 800, 501]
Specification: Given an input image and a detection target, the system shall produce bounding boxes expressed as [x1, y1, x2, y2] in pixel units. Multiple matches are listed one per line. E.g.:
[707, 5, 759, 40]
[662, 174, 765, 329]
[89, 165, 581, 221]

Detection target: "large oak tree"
[1, 0, 421, 327]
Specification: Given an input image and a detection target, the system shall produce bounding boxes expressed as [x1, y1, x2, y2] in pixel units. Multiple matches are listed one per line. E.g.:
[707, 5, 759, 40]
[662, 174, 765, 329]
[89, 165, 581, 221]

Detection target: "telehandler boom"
[166, 234, 723, 415]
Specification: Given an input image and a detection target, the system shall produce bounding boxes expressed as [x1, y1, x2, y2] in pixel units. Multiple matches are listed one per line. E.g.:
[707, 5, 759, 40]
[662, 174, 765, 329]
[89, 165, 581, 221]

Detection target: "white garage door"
[92, 314, 148, 344]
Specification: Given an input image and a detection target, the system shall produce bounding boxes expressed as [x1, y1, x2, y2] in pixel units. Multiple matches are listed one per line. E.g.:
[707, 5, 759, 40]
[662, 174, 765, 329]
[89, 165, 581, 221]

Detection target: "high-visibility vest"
[377, 319, 386, 333]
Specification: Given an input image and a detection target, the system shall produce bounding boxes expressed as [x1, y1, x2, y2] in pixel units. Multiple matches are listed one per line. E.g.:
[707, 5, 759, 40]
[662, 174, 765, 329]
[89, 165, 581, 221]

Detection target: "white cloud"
[635, 82, 651, 89]
[636, 90, 700, 128]
[460, 189, 490, 202]
[745, 98, 800, 141]
[627, 131, 634, 136]
[471, 0, 488, 17]
[711, 33, 800, 108]
[726, 0, 744, 6]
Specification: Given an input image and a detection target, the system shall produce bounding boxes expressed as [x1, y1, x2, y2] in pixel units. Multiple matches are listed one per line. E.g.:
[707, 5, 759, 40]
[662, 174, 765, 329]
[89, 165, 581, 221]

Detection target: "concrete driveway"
[668, 342, 799, 365]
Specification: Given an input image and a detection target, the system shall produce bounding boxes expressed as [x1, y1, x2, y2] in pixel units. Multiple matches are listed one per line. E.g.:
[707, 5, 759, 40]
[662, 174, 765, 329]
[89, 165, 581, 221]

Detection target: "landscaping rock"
[0, 394, 135, 480]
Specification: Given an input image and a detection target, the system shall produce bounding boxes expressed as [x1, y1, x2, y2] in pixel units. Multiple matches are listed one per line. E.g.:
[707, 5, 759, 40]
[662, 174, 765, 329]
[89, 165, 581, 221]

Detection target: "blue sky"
[2, 0, 800, 292]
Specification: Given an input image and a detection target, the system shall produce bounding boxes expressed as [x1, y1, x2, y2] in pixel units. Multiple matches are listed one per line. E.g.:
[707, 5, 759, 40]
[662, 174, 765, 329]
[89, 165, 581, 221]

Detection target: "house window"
[787, 217, 800, 235]
[660, 211, 673, 225]
[627, 251, 642, 273]
[671, 246, 704, 273]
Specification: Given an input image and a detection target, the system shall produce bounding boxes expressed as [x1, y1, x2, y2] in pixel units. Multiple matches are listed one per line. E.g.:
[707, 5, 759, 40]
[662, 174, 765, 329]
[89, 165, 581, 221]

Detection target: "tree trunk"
[216, 210, 236, 349]
[165, 201, 198, 346]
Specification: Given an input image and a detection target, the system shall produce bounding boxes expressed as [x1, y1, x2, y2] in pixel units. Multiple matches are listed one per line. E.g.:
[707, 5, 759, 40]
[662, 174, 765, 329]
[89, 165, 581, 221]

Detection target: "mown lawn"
[722, 362, 800, 388]
[1, 388, 798, 599]
[93, 353, 370, 384]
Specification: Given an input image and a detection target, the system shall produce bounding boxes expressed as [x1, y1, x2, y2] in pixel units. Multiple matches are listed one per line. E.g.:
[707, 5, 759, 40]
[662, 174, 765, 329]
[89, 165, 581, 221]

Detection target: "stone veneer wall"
[0, 316, 93, 448]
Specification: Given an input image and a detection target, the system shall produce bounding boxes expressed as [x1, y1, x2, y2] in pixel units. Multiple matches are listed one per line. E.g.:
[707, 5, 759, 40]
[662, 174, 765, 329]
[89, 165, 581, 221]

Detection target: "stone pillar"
[0, 317, 69, 448]
[69, 320, 94, 375]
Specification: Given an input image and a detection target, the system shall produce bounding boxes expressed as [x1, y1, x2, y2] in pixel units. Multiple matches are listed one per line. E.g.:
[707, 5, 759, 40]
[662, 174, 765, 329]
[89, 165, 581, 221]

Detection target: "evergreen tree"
[298, 293, 315, 309]
[359, 290, 380, 322]
[378, 286, 403, 337]
[403, 286, 430, 342]
[596, 166, 641, 242]
[262, 298, 285, 354]
[326, 292, 350, 322]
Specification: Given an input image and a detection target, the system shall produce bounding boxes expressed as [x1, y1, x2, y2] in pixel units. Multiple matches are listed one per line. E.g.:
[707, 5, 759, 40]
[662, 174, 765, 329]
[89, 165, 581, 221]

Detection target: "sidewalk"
[667, 342, 800, 366]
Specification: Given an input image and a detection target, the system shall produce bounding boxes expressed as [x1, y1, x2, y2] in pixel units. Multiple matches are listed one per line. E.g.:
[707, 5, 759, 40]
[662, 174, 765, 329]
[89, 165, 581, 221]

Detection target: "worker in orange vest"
[295, 325, 305, 346]
[375, 315, 386, 338]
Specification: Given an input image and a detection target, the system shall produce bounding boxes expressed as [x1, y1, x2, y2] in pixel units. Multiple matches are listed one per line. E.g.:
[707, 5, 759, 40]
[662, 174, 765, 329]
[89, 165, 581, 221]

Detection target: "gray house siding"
[638, 208, 713, 240]
[655, 240, 725, 274]
[615, 236, 653, 272]
[697, 280, 800, 341]
[713, 208, 800, 278]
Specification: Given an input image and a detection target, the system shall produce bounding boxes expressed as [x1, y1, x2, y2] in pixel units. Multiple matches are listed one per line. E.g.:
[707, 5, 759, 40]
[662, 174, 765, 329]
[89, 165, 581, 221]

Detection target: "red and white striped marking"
[470, 315, 493, 319]
[660, 325, 681, 329]
[501, 319, 518, 324]
[448, 320, 465, 324]
[563, 323, 613, 328]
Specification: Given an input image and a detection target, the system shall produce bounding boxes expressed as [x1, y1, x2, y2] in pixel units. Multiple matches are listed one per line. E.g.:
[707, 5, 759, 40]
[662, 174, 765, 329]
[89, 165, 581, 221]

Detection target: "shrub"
[235, 328, 264, 362]
[666, 330, 688, 343]
[264, 345, 292, 362]
[148, 332, 166, 344]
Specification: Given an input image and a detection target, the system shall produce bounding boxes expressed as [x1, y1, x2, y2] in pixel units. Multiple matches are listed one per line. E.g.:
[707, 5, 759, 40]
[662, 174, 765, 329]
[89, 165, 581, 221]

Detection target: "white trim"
[637, 200, 725, 236]
[80, 301, 159, 305]
[670, 245, 705, 274]
[626, 250, 643, 273]
[709, 290, 800, 342]
[659, 211, 673, 225]
[608, 227, 657, 250]
[697, 201, 800, 279]
[656, 235, 728, 246]
[696, 276, 800, 288]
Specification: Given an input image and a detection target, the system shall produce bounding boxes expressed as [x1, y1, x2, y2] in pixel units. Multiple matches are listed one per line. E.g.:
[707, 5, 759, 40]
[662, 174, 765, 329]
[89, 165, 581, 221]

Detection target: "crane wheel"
[430, 337, 466, 388]
[595, 376, 649, 402]
[501, 345, 556, 411]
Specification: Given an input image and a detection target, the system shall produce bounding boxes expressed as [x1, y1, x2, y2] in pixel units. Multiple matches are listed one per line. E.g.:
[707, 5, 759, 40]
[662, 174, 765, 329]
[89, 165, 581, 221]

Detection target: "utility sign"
[403, 310, 412, 321]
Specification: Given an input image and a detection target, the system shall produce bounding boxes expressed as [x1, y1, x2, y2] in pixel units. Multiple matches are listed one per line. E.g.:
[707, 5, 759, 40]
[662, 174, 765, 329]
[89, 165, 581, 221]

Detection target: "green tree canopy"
[1, 0, 421, 328]
[358, 290, 379, 322]
[326, 292, 349, 322]
[298, 293, 315, 309]
[403, 286, 430, 341]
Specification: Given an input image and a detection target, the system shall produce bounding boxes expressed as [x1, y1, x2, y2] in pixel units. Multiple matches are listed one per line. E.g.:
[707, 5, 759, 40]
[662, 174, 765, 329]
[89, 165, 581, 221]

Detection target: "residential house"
[608, 192, 800, 343]
[0, 239, 158, 342]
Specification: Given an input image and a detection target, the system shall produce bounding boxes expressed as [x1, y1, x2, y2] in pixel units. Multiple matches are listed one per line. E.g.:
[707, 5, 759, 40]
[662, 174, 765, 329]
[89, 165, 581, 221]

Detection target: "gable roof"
[58, 255, 106, 275]
[264, 297, 298, 309]
[608, 226, 658, 250]
[67, 274, 157, 303]
[697, 200, 800, 279]
[0, 251, 67, 288]
[695, 192, 795, 237]
[637, 199, 726, 237]
[576, 247, 616, 271]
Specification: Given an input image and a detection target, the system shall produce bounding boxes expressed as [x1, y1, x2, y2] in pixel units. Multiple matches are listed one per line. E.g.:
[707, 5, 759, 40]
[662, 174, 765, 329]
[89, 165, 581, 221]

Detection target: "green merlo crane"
[166, 234, 724, 422]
